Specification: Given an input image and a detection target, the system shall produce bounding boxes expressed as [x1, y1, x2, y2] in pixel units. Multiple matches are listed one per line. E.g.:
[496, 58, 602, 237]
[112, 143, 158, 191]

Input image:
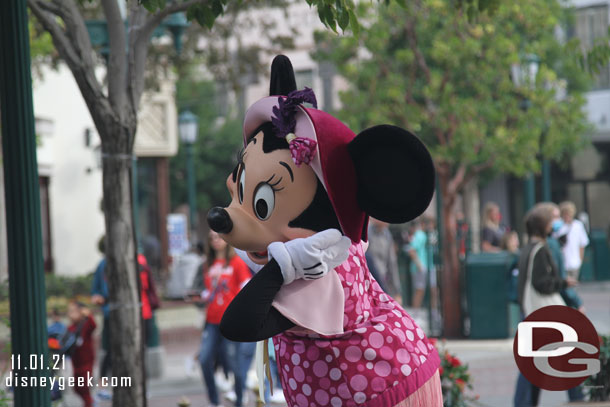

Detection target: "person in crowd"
[90, 236, 112, 401]
[367, 217, 402, 301]
[195, 230, 251, 407]
[558, 201, 590, 281]
[67, 301, 96, 407]
[500, 230, 520, 253]
[513, 203, 578, 407]
[408, 218, 437, 310]
[138, 253, 161, 347]
[364, 251, 388, 293]
[481, 202, 505, 252]
[48, 307, 67, 338]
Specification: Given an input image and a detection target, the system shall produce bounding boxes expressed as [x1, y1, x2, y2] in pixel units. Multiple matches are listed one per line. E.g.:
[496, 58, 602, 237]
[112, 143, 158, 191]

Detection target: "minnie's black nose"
[207, 207, 233, 234]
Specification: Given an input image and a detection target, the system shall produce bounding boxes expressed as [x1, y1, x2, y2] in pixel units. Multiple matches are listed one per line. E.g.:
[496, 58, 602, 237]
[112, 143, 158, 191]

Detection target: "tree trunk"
[100, 120, 143, 407]
[463, 177, 480, 253]
[439, 173, 462, 337]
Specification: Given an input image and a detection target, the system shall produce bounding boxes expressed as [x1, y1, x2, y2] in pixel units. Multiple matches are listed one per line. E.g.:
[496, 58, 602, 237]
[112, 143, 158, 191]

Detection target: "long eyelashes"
[233, 148, 246, 183]
[265, 174, 284, 192]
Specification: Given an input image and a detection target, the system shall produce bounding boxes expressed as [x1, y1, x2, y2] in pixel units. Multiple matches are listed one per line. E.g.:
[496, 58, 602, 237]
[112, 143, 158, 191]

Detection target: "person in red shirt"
[197, 231, 250, 407]
[66, 301, 96, 407]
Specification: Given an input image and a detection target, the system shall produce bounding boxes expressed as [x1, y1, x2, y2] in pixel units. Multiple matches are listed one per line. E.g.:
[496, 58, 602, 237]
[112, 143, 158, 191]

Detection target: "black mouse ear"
[269, 55, 297, 96]
[347, 125, 436, 223]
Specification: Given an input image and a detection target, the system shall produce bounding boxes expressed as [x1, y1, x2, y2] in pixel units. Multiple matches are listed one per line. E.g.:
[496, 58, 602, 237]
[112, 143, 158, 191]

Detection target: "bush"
[431, 338, 478, 407]
[585, 335, 610, 401]
[45, 273, 94, 299]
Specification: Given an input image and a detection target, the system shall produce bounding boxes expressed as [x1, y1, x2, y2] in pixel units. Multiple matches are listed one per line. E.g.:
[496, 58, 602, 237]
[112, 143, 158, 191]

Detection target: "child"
[67, 301, 96, 407]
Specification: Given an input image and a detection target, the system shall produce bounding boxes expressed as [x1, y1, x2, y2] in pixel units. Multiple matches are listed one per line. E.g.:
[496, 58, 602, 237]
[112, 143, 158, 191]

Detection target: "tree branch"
[28, 0, 115, 138]
[101, 0, 128, 116]
[142, 0, 206, 36]
[36, 0, 62, 16]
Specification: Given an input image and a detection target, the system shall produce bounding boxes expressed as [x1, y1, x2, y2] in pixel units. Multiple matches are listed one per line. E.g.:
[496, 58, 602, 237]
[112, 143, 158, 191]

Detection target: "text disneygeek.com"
[6, 372, 132, 390]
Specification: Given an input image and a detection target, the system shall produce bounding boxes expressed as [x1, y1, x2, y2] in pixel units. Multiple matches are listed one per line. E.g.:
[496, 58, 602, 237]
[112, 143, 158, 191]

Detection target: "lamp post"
[511, 53, 540, 211]
[179, 110, 199, 235]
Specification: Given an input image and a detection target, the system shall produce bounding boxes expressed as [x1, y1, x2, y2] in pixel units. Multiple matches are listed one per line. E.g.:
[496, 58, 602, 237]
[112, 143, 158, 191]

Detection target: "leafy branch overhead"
[314, 0, 591, 190]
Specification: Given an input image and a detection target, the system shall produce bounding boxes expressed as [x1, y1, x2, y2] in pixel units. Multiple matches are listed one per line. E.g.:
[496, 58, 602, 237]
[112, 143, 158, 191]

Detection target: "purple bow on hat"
[271, 87, 318, 166]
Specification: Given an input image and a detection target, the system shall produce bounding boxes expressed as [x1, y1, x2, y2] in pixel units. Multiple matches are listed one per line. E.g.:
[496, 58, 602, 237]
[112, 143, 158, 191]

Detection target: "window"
[573, 5, 610, 90]
[295, 69, 314, 90]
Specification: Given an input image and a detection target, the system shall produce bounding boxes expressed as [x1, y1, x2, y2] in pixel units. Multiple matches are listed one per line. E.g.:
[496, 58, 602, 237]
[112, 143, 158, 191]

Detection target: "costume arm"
[220, 259, 295, 342]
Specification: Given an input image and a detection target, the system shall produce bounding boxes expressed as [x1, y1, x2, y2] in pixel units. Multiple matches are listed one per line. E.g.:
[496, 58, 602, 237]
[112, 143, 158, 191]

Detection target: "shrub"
[585, 335, 610, 401]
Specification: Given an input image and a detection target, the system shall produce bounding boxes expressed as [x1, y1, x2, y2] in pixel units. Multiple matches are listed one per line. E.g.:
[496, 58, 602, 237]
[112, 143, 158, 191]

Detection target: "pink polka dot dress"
[272, 242, 440, 407]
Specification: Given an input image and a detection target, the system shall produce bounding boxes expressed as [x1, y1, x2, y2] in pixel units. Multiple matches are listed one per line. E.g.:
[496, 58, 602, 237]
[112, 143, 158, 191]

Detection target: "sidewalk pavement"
[58, 281, 608, 407]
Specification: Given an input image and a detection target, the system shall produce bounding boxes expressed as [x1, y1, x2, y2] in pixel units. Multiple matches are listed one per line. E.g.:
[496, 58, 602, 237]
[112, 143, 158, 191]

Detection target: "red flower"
[439, 366, 444, 376]
[451, 357, 461, 367]
[456, 378, 465, 392]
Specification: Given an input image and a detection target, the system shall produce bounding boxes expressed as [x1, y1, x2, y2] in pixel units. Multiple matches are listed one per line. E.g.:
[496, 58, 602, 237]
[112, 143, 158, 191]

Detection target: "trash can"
[465, 252, 518, 339]
[592, 229, 610, 281]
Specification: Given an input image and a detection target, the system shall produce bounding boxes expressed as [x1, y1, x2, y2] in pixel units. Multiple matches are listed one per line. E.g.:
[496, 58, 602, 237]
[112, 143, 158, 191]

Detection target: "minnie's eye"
[238, 168, 245, 204]
[253, 183, 275, 220]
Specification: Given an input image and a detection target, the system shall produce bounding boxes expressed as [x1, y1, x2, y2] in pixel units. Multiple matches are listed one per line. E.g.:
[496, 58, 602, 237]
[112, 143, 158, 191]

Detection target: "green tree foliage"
[316, 0, 590, 181]
[170, 78, 243, 214]
[315, 0, 592, 335]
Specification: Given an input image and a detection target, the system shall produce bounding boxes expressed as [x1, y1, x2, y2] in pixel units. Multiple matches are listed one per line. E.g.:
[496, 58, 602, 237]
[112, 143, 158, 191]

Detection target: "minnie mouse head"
[207, 55, 435, 259]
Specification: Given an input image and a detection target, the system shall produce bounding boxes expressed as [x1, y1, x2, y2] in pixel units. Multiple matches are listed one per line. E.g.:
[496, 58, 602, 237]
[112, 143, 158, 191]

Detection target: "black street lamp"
[179, 110, 199, 235]
[511, 53, 541, 211]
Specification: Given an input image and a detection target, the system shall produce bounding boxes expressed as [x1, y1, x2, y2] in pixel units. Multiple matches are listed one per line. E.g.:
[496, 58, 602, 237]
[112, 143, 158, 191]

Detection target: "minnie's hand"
[268, 229, 351, 285]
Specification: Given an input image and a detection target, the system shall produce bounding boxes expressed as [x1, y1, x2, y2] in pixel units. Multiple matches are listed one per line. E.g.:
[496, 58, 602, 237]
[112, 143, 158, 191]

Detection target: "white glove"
[234, 248, 264, 273]
[268, 229, 351, 285]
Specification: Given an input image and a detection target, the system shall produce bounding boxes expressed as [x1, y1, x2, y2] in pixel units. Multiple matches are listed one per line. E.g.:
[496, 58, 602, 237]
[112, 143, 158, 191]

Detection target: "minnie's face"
[219, 131, 318, 264]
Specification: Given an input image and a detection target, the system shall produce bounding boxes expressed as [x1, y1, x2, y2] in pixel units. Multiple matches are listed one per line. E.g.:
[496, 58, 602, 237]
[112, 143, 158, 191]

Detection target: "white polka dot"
[354, 257, 360, 267]
[330, 368, 341, 381]
[284, 365, 289, 372]
[289, 378, 297, 390]
[394, 322, 401, 327]
[292, 354, 300, 365]
[420, 355, 427, 363]
[392, 309, 402, 317]
[386, 336, 393, 343]
[359, 284, 364, 295]
[364, 348, 376, 360]
[331, 396, 342, 407]
[416, 328, 424, 339]
[364, 311, 370, 318]
[355, 327, 367, 334]
[326, 355, 333, 362]
[379, 294, 389, 302]
[303, 384, 312, 396]
[393, 381, 399, 386]
[304, 361, 310, 368]
[401, 364, 412, 376]
[354, 392, 366, 403]
[406, 330, 414, 341]
[375, 324, 385, 331]
[366, 362, 373, 369]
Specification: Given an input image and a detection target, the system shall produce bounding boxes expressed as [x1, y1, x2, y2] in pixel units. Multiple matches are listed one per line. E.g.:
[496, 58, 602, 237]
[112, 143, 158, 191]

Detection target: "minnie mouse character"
[208, 55, 442, 406]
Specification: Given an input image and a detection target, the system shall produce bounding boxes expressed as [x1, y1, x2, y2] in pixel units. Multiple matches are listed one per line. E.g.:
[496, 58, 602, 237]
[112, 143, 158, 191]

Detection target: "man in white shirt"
[559, 201, 590, 280]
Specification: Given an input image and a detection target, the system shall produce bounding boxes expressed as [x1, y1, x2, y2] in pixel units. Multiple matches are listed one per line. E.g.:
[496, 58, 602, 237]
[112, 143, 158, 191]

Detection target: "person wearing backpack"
[67, 301, 96, 407]
[513, 203, 578, 407]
